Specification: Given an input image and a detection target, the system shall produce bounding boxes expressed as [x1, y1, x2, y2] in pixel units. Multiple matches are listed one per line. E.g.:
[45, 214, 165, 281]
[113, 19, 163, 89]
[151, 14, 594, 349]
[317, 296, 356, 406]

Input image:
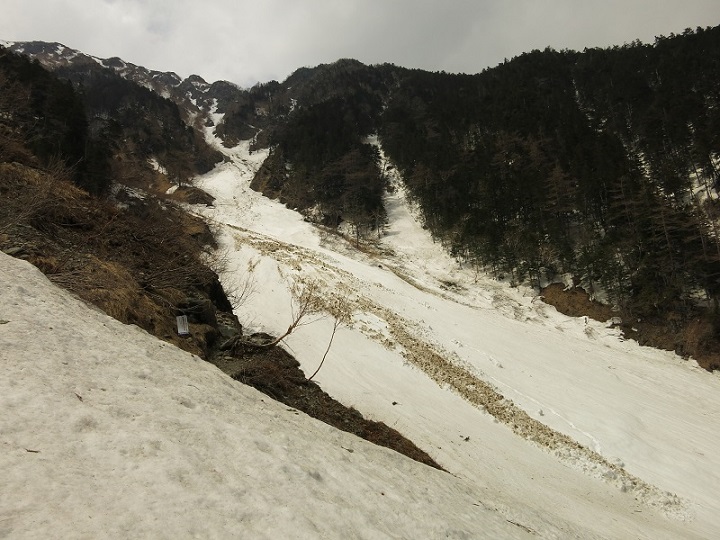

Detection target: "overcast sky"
[3, 1, 719, 87]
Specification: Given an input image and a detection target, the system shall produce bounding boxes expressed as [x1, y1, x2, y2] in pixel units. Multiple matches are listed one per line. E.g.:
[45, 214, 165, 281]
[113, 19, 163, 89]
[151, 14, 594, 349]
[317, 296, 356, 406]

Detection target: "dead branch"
[308, 317, 342, 381]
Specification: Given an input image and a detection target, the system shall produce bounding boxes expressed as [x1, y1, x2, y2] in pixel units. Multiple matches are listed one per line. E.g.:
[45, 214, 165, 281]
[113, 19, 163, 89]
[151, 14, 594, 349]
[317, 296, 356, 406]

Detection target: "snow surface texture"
[0, 253, 536, 539]
[188, 130, 720, 538]
[2, 121, 719, 538]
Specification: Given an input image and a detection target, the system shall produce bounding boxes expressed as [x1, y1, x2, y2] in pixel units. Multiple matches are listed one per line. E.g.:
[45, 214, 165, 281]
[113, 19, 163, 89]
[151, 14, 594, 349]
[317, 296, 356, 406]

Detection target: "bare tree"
[205, 248, 259, 311]
[260, 280, 325, 348]
[225, 278, 351, 382]
[308, 317, 342, 381]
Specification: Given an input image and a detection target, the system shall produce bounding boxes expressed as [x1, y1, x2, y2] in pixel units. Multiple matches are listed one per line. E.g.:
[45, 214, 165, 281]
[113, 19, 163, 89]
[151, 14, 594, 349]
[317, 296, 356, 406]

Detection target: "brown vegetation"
[541, 284, 614, 322]
[1, 161, 443, 469]
[0, 161, 228, 357]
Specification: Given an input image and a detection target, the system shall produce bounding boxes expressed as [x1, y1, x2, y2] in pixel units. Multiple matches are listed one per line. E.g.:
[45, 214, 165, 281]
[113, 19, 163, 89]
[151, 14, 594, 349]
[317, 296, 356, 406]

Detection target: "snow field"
[0, 253, 539, 539]
[3, 126, 719, 537]
[190, 135, 720, 537]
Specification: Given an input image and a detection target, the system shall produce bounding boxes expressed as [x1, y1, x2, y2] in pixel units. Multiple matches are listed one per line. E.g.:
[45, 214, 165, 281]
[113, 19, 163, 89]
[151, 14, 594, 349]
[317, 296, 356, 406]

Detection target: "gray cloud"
[2, 0, 719, 86]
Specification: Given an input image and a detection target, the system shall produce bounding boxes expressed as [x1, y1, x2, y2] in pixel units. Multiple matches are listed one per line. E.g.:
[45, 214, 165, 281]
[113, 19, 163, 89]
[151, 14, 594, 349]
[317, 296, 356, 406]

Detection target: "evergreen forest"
[4, 26, 720, 366]
[250, 26, 720, 324]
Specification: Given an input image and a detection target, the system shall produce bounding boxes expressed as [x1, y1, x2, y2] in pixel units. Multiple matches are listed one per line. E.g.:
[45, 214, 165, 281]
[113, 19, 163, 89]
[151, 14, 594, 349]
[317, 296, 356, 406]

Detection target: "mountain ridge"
[2, 40, 230, 114]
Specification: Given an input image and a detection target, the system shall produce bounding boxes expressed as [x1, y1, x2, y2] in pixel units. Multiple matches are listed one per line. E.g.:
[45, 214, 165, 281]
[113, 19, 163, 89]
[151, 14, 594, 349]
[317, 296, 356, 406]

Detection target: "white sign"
[176, 315, 190, 336]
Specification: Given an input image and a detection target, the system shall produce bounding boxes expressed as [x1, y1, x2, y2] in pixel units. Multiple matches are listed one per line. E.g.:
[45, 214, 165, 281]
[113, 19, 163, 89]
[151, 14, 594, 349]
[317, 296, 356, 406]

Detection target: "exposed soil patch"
[541, 283, 614, 322]
[169, 185, 216, 206]
[622, 314, 720, 371]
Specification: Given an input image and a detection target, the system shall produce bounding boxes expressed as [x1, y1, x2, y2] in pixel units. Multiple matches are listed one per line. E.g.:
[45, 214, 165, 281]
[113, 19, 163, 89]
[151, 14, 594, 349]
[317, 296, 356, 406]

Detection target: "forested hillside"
[52, 63, 222, 188]
[241, 27, 720, 367]
[6, 27, 720, 368]
[380, 27, 720, 320]
[0, 46, 111, 194]
[250, 60, 397, 239]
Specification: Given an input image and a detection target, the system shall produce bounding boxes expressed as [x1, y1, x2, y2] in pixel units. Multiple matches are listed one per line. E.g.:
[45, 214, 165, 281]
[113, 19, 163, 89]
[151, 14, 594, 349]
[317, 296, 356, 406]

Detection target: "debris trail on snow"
[216, 224, 689, 519]
[189, 131, 720, 537]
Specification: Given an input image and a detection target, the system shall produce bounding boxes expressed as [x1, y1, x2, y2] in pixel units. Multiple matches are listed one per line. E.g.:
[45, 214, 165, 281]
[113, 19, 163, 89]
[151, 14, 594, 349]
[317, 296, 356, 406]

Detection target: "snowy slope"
[0, 252, 538, 539]
[190, 137, 720, 539]
[3, 131, 719, 538]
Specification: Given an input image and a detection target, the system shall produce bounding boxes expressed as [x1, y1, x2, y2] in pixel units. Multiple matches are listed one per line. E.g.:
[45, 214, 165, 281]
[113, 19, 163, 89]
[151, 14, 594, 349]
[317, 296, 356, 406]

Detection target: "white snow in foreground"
[190, 138, 720, 539]
[0, 253, 535, 539]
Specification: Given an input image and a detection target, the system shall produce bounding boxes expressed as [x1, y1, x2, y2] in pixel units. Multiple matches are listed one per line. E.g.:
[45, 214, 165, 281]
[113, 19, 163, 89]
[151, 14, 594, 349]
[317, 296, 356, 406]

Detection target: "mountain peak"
[185, 73, 208, 86]
[2, 40, 250, 124]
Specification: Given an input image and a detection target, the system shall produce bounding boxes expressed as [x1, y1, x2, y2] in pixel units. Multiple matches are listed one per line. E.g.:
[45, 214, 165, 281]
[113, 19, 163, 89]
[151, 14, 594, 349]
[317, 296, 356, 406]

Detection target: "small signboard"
[176, 315, 190, 336]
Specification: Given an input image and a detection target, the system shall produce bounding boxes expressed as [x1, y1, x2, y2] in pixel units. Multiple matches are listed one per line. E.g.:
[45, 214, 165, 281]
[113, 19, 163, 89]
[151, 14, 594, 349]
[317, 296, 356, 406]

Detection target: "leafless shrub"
[204, 248, 259, 311]
[230, 258, 259, 310]
[259, 279, 326, 348]
[226, 278, 352, 380]
[308, 316, 342, 381]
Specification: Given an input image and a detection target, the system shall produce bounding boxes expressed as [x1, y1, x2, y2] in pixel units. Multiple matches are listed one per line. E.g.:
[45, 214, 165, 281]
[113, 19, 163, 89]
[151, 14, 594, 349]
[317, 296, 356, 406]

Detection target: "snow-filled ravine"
[189, 135, 720, 538]
[2, 133, 720, 538]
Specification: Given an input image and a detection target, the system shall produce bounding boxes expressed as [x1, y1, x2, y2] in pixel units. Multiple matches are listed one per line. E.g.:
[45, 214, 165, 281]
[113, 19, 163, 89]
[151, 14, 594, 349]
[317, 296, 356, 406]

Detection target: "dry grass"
[0, 161, 229, 358]
[0, 162, 82, 233]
